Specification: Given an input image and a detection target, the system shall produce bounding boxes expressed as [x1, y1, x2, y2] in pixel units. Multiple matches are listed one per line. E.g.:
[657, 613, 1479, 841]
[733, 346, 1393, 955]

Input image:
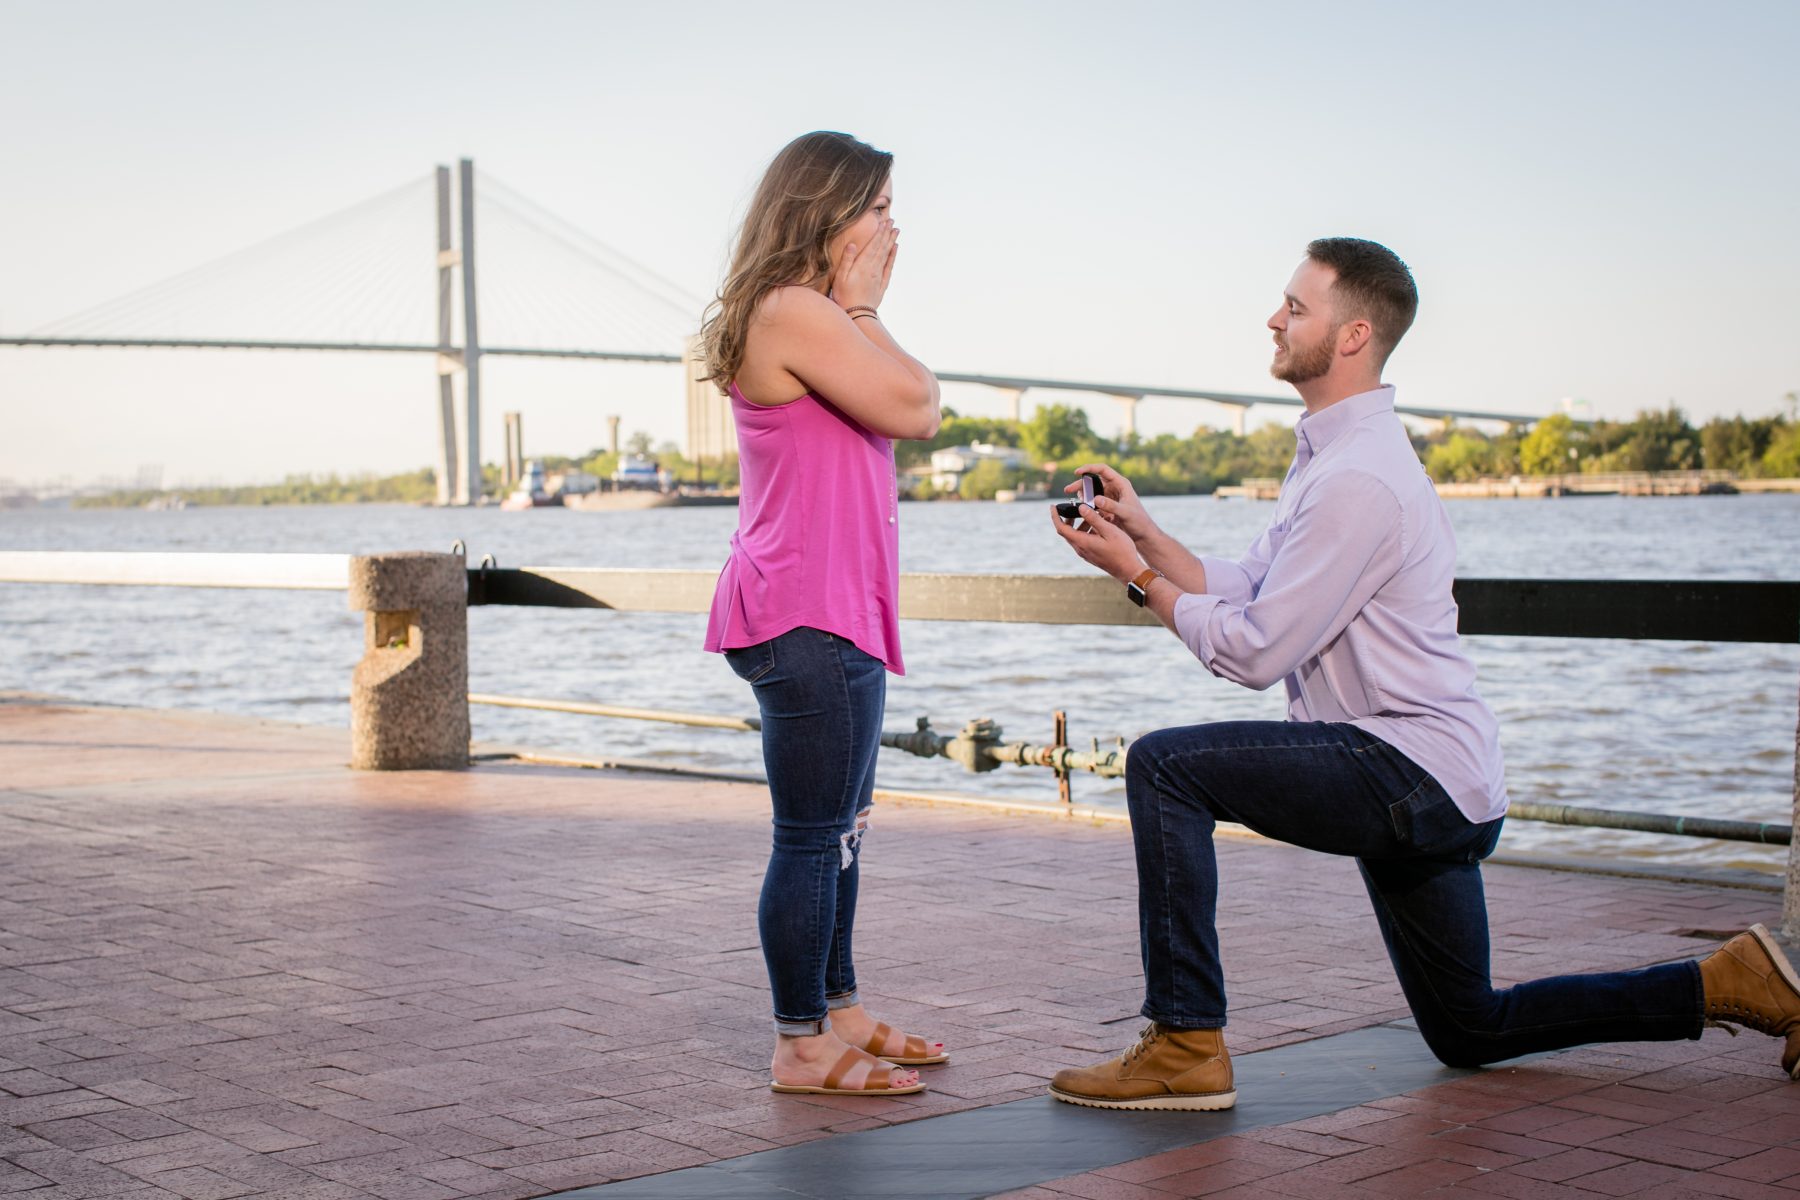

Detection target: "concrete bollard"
[348, 552, 469, 770]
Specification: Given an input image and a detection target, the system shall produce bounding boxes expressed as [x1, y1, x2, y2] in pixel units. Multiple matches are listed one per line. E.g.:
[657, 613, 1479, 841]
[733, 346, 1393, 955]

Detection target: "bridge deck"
[1, 698, 1793, 1199]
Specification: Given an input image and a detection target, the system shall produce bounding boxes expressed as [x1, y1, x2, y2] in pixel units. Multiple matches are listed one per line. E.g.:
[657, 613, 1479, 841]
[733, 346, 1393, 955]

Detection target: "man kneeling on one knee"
[1047, 237, 1800, 1111]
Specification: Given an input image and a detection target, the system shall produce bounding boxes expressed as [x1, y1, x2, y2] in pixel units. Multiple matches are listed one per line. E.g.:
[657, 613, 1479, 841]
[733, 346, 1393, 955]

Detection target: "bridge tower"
[502, 412, 523, 488]
[433, 167, 459, 507]
[425, 159, 485, 506]
[683, 336, 734, 466]
[458, 158, 482, 505]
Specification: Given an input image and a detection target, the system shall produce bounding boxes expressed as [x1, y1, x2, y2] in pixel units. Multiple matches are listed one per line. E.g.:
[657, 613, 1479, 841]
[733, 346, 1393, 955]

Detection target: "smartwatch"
[1126, 567, 1163, 608]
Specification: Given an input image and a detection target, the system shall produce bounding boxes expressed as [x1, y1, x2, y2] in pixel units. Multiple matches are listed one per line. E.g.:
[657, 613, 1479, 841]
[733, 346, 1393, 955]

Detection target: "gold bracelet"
[851, 312, 880, 322]
[843, 305, 877, 318]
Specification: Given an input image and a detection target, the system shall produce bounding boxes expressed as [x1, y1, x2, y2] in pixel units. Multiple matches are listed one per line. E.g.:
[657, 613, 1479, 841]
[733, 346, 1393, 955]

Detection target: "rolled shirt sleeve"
[1194, 559, 1252, 605]
[1192, 514, 1283, 606]
[1173, 470, 1405, 691]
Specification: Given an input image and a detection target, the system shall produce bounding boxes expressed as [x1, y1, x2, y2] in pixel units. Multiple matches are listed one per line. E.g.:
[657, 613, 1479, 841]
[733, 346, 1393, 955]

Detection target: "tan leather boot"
[1049, 1023, 1237, 1110]
[1699, 923, 1800, 1080]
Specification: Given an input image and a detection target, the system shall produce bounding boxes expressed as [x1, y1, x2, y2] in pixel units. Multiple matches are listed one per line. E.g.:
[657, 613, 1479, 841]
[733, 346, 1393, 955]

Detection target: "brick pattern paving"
[994, 1035, 1800, 1198]
[0, 699, 1790, 1198]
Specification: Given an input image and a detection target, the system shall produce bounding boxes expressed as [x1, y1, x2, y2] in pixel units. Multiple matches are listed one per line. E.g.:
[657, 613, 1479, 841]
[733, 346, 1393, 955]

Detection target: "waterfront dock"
[1433, 472, 1742, 499]
[2, 696, 1796, 1200]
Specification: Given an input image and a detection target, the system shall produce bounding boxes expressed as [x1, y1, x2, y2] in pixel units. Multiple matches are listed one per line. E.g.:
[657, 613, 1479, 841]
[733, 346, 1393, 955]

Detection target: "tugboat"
[563, 455, 680, 511]
[499, 459, 563, 511]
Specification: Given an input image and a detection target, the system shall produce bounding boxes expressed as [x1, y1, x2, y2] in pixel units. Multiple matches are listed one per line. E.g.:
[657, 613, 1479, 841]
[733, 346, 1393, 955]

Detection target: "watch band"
[1127, 567, 1163, 607]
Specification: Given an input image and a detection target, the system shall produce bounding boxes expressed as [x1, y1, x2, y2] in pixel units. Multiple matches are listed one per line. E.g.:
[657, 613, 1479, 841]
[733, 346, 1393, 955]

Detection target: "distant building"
[684, 337, 736, 463]
[929, 442, 1026, 492]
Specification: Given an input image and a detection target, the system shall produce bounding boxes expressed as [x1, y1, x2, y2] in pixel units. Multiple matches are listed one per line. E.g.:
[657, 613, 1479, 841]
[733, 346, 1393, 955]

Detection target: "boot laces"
[1707, 993, 1786, 1037]
[1123, 1023, 1163, 1066]
[1705, 1004, 1785, 1036]
[1705, 939, 1800, 1039]
[1704, 991, 1800, 1037]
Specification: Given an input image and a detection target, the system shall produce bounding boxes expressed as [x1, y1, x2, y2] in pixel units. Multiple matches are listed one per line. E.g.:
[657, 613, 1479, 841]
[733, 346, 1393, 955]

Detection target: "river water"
[2, 495, 1795, 873]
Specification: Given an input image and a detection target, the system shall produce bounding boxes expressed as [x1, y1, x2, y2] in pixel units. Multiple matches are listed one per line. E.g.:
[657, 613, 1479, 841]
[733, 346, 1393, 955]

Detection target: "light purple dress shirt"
[1172, 386, 1508, 823]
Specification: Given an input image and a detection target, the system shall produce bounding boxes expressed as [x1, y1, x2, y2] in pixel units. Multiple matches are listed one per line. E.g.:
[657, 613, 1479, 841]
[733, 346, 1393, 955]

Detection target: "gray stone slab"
[550, 1023, 1473, 1200]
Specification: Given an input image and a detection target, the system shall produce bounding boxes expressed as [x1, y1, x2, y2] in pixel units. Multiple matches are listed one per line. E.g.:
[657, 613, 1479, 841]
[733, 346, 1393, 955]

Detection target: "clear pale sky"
[2, 0, 1796, 486]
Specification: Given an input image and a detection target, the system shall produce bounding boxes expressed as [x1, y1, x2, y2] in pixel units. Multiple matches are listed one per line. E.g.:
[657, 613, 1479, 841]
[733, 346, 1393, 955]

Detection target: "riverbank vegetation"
[1422, 401, 1800, 483]
[906, 397, 1800, 499]
[77, 469, 442, 508]
[76, 440, 737, 509]
[75, 397, 1797, 506]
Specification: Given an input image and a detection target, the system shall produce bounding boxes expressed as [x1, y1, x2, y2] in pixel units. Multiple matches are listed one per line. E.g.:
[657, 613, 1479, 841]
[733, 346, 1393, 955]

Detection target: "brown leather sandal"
[861, 1021, 950, 1066]
[769, 1045, 926, 1096]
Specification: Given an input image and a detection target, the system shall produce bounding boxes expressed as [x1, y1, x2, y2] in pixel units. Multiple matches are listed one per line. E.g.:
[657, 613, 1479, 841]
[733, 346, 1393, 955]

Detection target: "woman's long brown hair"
[698, 132, 893, 390]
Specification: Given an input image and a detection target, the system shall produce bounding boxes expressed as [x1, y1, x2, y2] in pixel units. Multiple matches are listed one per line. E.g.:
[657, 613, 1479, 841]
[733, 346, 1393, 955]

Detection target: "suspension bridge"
[1, 160, 1540, 504]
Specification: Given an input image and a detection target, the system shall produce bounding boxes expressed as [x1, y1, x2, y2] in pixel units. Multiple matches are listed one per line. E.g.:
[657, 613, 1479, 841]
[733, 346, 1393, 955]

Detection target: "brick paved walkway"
[1, 697, 1793, 1198]
[994, 1043, 1800, 1199]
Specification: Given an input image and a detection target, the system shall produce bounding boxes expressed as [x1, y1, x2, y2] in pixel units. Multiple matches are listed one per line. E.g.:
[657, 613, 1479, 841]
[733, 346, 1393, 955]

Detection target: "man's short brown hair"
[1305, 237, 1418, 364]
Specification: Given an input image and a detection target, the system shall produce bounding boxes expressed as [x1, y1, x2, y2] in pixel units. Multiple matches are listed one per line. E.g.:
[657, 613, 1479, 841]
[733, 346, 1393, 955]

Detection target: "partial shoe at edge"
[1700, 923, 1800, 1080]
[1049, 1022, 1237, 1111]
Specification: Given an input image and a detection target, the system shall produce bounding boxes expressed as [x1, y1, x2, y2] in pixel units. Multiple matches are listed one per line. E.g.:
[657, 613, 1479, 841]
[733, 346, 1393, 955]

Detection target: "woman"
[701, 132, 946, 1097]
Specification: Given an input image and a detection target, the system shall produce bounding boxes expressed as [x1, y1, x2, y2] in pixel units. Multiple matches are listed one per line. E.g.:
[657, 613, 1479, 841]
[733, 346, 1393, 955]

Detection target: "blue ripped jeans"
[725, 626, 884, 1035]
[1127, 720, 1703, 1067]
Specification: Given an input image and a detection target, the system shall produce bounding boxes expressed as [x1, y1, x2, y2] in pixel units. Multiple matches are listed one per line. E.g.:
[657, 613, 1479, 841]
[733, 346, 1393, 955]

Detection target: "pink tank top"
[704, 382, 904, 674]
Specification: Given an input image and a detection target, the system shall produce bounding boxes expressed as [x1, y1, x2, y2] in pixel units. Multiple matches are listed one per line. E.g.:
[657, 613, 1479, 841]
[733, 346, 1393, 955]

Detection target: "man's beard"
[1270, 330, 1335, 384]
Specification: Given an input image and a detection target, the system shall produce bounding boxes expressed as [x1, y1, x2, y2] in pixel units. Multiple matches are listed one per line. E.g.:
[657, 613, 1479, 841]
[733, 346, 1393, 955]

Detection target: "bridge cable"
[30, 175, 434, 344]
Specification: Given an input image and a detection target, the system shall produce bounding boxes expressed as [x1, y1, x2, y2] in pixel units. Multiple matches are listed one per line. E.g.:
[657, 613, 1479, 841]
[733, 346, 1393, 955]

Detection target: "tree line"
[1420, 400, 1800, 483]
[78, 396, 1797, 507]
[904, 395, 1800, 498]
[79, 469, 443, 508]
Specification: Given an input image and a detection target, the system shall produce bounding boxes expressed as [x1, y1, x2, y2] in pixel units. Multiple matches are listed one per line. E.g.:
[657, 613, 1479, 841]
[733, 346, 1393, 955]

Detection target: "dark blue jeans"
[725, 626, 885, 1035]
[1127, 720, 1703, 1067]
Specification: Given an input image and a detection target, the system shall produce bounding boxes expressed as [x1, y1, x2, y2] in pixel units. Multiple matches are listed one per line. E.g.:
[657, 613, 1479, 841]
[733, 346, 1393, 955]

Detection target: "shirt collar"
[1294, 385, 1396, 458]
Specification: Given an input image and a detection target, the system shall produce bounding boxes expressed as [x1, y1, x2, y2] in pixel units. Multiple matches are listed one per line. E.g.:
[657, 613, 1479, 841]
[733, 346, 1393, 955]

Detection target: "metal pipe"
[1053, 710, 1072, 805]
[464, 693, 1788, 845]
[1506, 801, 1790, 846]
[468, 692, 759, 732]
[983, 737, 1126, 778]
[467, 695, 1128, 778]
